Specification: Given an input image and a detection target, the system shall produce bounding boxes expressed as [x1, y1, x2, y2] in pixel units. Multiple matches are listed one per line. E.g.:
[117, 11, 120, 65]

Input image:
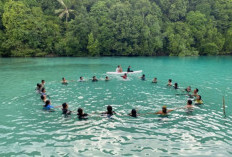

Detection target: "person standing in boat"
[127, 66, 133, 72]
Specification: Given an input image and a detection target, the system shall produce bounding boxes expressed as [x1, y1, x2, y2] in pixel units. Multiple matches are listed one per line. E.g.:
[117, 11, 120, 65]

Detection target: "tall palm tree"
[55, 0, 76, 23]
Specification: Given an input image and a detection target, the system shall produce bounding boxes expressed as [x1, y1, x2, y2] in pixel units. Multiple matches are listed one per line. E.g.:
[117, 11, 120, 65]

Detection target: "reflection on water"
[0, 57, 232, 156]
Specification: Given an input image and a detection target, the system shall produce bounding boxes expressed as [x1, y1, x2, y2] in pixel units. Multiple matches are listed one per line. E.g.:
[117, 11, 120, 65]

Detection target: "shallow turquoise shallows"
[1, 57, 232, 156]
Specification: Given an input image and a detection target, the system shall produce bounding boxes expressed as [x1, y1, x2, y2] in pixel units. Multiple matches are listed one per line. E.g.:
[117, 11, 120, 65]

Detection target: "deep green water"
[0, 57, 232, 156]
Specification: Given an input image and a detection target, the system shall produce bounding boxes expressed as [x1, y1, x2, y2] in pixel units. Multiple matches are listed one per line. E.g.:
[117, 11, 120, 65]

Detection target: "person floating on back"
[156, 106, 174, 115]
[92, 76, 98, 82]
[62, 103, 72, 115]
[77, 108, 88, 119]
[141, 74, 145, 81]
[121, 73, 127, 79]
[152, 77, 157, 83]
[129, 109, 139, 117]
[167, 79, 172, 86]
[127, 66, 133, 72]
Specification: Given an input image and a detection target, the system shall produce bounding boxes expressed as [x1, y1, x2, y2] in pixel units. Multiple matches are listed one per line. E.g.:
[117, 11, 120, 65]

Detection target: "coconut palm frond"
[55, 9, 64, 14]
[59, 11, 66, 19]
[57, 0, 66, 8]
[68, 9, 76, 13]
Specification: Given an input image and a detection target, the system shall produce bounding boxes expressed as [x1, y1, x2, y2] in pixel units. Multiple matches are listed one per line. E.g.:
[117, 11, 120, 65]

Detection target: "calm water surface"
[0, 57, 232, 156]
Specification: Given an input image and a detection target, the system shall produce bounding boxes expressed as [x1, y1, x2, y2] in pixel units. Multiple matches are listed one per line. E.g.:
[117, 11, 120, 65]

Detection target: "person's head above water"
[131, 109, 137, 117]
[162, 106, 167, 114]
[169, 79, 172, 82]
[62, 103, 68, 109]
[194, 88, 199, 93]
[45, 100, 50, 107]
[187, 100, 192, 105]
[197, 95, 201, 100]
[174, 83, 178, 88]
[41, 95, 46, 100]
[80, 77, 83, 80]
[107, 105, 113, 114]
[41, 88, 45, 93]
[186, 86, 191, 91]
[41, 80, 45, 84]
[77, 108, 83, 115]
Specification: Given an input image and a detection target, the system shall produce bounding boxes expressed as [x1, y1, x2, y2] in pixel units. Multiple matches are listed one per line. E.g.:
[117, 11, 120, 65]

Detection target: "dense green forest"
[0, 0, 232, 57]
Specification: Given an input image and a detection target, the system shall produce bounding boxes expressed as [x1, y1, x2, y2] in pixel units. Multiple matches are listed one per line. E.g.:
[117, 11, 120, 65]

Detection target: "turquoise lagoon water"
[0, 57, 232, 156]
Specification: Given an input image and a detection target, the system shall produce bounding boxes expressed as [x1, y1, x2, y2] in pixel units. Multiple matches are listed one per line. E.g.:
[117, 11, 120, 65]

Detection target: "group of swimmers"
[35, 74, 204, 118]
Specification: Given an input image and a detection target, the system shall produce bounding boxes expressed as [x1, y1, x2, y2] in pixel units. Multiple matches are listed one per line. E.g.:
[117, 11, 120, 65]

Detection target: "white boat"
[106, 70, 142, 75]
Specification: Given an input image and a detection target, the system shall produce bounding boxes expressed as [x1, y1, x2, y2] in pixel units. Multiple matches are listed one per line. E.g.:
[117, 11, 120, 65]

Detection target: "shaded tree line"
[0, 0, 232, 57]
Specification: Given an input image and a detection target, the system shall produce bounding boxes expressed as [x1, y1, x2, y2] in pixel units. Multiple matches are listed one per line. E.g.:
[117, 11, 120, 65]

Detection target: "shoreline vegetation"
[0, 0, 232, 57]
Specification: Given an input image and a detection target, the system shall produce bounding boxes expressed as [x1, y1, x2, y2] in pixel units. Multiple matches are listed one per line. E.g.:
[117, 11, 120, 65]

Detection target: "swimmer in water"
[167, 79, 172, 86]
[77, 108, 88, 119]
[152, 77, 157, 83]
[121, 73, 127, 79]
[174, 83, 179, 89]
[141, 74, 145, 81]
[156, 106, 174, 115]
[79, 76, 84, 82]
[102, 105, 116, 116]
[40, 88, 46, 96]
[127, 66, 133, 72]
[105, 76, 109, 81]
[43, 100, 54, 110]
[62, 103, 72, 115]
[193, 88, 199, 97]
[189, 88, 199, 98]
[62, 77, 68, 84]
[185, 86, 191, 93]
[128, 109, 139, 117]
[41, 80, 45, 88]
[41, 95, 47, 103]
[92, 76, 98, 82]
[36, 83, 42, 93]
[195, 95, 203, 105]
[185, 100, 193, 108]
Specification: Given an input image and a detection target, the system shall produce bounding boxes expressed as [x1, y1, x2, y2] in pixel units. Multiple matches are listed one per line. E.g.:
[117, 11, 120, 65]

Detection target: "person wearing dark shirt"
[127, 66, 133, 72]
